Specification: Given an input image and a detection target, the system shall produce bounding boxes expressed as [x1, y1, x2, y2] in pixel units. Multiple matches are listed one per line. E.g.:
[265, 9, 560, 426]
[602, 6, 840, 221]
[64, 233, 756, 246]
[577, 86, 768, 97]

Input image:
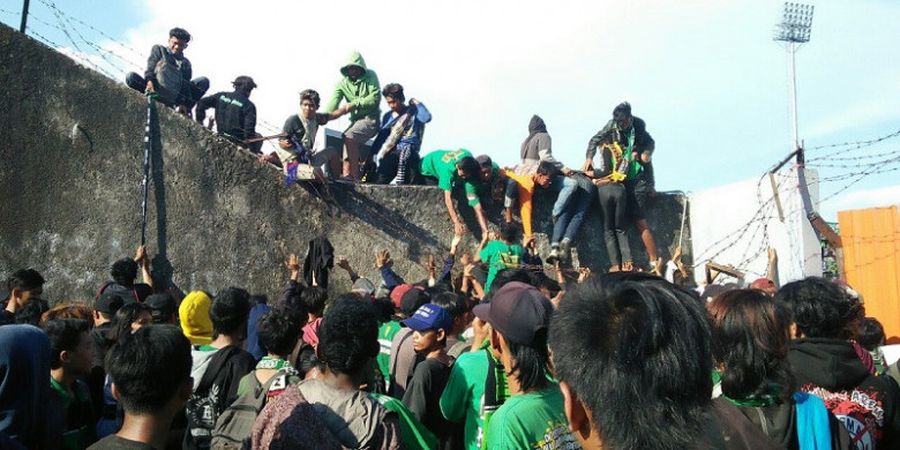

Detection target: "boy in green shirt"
[420, 149, 491, 244]
[477, 222, 525, 293]
[44, 319, 96, 450]
[473, 282, 579, 450]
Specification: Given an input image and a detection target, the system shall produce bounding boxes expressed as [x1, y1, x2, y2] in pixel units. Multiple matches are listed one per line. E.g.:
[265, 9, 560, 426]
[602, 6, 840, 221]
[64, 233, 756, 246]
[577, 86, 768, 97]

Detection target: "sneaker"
[558, 239, 572, 263]
[546, 248, 560, 265]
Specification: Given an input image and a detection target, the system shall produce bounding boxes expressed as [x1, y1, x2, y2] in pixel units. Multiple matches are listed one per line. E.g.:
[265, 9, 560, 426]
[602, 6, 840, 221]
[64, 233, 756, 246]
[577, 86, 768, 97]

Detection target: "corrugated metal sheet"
[839, 205, 900, 343]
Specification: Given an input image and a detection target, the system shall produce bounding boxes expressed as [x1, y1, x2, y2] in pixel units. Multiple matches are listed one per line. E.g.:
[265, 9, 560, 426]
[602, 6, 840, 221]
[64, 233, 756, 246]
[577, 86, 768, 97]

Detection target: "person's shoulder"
[88, 435, 155, 450]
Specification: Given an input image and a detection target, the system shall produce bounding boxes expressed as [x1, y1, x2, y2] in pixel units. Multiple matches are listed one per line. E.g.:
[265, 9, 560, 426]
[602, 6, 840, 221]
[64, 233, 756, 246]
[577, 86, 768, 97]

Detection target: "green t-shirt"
[440, 345, 509, 450]
[370, 392, 438, 450]
[378, 320, 403, 383]
[50, 377, 94, 450]
[480, 240, 525, 292]
[486, 384, 579, 450]
[421, 149, 486, 207]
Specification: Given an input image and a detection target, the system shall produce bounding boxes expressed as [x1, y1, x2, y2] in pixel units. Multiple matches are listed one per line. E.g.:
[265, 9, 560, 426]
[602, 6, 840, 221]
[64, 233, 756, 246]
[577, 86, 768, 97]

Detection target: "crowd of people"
[2, 225, 900, 450]
[124, 27, 664, 273]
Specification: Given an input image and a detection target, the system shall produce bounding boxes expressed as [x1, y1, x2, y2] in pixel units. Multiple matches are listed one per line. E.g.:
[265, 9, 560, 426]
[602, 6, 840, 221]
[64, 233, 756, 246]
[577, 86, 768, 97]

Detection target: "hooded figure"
[324, 51, 382, 123]
[517, 115, 567, 175]
[179, 291, 214, 345]
[0, 325, 61, 449]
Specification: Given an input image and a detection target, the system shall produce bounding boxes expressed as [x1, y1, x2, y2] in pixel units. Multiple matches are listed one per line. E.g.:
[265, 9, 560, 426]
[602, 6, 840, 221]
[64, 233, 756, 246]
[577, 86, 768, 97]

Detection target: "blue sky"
[3, 0, 899, 220]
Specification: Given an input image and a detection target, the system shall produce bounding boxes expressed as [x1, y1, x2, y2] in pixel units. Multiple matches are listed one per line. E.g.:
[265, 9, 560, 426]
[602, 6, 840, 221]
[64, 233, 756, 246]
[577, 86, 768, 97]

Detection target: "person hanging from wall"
[420, 149, 491, 245]
[125, 27, 209, 116]
[585, 139, 634, 272]
[372, 83, 432, 185]
[195, 76, 262, 154]
[583, 102, 661, 274]
[502, 161, 555, 244]
[324, 51, 382, 182]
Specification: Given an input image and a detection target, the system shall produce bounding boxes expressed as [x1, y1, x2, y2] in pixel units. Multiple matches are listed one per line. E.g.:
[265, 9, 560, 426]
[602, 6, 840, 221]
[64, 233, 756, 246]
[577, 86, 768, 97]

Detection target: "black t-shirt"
[88, 435, 157, 449]
[402, 357, 456, 444]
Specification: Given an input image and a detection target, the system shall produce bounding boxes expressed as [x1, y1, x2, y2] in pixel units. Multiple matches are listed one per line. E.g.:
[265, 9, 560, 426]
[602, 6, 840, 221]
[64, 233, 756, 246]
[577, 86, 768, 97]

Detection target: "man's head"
[301, 286, 327, 318]
[549, 273, 711, 450]
[456, 155, 481, 181]
[403, 303, 453, 354]
[5, 268, 45, 306]
[299, 89, 320, 119]
[210, 287, 251, 341]
[345, 65, 365, 81]
[475, 155, 494, 182]
[232, 76, 257, 96]
[499, 221, 521, 244]
[168, 27, 191, 55]
[431, 291, 470, 336]
[749, 278, 777, 296]
[145, 293, 177, 325]
[612, 102, 633, 130]
[776, 277, 861, 339]
[534, 161, 559, 188]
[382, 83, 405, 113]
[110, 258, 138, 287]
[93, 292, 125, 326]
[179, 291, 213, 345]
[399, 285, 430, 318]
[857, 317, 886, 351]
[107, 325, 192, 417]
[109, 303, 152, 344]
[257, 309, 302, 359]
[317, 295, 380, 382]
[474, 282, 554, 393]
[43, 318, 93, 377]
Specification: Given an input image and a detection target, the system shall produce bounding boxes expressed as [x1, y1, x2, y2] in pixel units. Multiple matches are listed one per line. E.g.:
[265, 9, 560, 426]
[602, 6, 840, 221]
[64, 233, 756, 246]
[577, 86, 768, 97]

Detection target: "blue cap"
[402, 303, 453, 332]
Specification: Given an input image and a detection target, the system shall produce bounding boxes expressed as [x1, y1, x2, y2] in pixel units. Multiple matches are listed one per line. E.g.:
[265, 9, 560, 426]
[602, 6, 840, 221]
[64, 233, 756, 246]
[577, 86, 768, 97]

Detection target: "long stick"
[19, 0, 29, 33]
[140, 95, 154, 246]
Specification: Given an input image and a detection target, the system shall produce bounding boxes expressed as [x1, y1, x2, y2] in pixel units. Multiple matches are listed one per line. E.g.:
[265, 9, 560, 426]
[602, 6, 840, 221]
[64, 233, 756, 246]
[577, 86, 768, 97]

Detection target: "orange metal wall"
[839, 205, 900, 343]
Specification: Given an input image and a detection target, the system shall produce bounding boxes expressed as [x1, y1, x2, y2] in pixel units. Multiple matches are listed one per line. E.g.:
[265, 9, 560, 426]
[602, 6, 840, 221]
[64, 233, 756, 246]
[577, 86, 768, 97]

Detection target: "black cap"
[145, 293, 176, 320]
[475, 155, 493, 168]
[400, 287, 429, 318]
[473, 281, 553, 346]
[94, 292, 125, 315]
[232, 75, 257, 89]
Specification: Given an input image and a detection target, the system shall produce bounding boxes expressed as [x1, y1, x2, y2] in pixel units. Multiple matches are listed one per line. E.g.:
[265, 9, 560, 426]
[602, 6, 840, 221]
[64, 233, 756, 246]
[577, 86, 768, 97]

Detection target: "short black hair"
[549, 273, 711, 450]
[613, 101, 632, 119]
[707, 289, 794, 402]
[296, 345, 323, 378]
[499, 221, 520, 243]
[775, 277, 859, 339]
[106, 324, 191, 414]
[110, 258, 138, 286]
[382, 83, 405, 102]
[169, 27, 191, 42]
[487, 268, 532, 297]
[257, 309, 302, 358]
[530, 273, 561, 298]
[302, 286, 327, 316]
[456, 156, 481, 180]
[535, 161, 560, 178]
[107, 302, 150, 344]
[317, 295, 379, 378]
[299, 89, 320, 108]
[6, 268, 45, 292]
[210, 287, 251, 336]
[857, 317, 886, 351]
[15, 298, 49, 326]
[431, 291, 467, 321]
[42, 318, 91, 370]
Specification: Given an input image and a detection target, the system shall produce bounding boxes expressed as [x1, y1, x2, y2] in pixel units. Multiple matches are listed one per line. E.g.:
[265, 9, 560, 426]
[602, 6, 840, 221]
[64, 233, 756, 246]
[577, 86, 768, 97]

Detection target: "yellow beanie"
[179, 291, 213, 345]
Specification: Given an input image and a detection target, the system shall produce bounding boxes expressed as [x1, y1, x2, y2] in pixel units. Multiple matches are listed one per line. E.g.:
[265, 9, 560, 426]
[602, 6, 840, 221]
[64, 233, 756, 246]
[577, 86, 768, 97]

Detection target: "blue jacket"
[371, 102, 432, 155]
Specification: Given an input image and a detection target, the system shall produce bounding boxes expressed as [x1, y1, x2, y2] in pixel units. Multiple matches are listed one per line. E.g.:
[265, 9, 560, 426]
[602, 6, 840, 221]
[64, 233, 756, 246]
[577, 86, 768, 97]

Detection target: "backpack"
[210, 369, 298, 449]
[184, 346, 241, 450]
[153, 47, 184, 106]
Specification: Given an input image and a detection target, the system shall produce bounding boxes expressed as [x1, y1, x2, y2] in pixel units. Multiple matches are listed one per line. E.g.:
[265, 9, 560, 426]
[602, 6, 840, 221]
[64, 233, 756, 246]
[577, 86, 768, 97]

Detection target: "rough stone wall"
[0, 24, 690, 302]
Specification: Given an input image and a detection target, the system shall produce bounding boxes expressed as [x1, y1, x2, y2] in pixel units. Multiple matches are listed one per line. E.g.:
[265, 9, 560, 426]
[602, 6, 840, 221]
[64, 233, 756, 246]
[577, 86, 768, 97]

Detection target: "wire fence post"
[19, 0, 29, 33]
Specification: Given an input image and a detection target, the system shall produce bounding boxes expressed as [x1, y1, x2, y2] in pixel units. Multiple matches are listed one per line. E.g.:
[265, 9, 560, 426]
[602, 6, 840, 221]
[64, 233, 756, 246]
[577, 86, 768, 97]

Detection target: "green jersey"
[370, 392, 438, 450]
[440, 346, 509, 450]
[486, 384, 579, 450]
[421, 149, 485, 206]
[378, 320, 403, 383]
[480, 240, 525, 292]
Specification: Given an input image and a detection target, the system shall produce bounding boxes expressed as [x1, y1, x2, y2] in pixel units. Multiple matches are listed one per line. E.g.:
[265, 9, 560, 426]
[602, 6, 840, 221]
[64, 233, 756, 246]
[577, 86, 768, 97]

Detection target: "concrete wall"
[0, 24, 691, 303]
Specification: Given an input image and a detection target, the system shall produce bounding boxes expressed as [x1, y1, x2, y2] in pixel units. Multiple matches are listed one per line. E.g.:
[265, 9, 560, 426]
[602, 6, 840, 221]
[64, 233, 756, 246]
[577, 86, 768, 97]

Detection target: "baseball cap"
[473, 281, 553, 346]
[402, 303, 452, 333]
[749, 278, 775, 290]
[400, 287, 429, 317]
[145, 293, 176, 321]
[94, 292, 125, 315]
[352, 277, 376, 295]
[475, 155, 493, 168]
[390, 284, 416, 309]
[232, 75, 257, 88]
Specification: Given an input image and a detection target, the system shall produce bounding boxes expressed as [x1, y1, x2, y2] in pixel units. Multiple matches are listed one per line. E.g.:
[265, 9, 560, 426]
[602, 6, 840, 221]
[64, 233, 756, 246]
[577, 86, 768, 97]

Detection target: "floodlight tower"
[774, 2, 814, 151]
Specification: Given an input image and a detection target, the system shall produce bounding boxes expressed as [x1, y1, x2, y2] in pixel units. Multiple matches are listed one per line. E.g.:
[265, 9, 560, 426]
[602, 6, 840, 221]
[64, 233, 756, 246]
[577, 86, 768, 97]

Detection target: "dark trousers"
[125, 72, 209, 108]
[598, 183, 632, 266]
[376, 149, 422, 184]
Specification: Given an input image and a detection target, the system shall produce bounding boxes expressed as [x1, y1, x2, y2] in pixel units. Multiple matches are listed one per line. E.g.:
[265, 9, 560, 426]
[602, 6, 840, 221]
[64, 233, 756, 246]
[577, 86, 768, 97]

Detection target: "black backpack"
[210, 368, 298, 449]
[184, 347, 241, 450]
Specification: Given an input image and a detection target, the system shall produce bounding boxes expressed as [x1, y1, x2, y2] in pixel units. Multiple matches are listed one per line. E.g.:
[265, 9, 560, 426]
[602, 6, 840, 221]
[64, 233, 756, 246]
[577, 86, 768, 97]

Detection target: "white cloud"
[821, 184, 900, 219]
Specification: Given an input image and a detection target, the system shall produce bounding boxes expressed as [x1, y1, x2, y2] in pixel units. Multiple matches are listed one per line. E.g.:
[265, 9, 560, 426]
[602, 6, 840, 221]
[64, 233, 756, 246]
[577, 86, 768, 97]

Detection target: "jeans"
[551, 176, 594, 244]
[598, 183, 632, 266]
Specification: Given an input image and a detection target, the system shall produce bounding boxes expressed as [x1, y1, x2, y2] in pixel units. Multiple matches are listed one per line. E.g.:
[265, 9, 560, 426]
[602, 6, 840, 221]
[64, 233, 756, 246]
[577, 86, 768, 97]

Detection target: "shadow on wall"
[148, 100, 175, 291]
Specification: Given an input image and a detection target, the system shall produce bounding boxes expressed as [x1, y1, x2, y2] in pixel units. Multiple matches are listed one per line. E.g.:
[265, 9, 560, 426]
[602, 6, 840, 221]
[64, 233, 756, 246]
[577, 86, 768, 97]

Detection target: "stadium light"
[774, 2, 815, 150]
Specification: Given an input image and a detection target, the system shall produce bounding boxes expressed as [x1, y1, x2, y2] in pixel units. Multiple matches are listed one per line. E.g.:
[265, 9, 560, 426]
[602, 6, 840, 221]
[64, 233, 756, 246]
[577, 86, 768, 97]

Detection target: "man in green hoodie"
[325, 51, 382, 182]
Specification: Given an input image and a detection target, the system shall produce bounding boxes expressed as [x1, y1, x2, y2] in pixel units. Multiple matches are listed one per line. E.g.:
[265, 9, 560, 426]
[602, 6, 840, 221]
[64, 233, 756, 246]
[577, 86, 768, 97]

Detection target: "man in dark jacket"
[195, 76, 261, 153]
[778, 277, 900, 450]
[125, 27, 209, 113]
[583, 102, 661, 273]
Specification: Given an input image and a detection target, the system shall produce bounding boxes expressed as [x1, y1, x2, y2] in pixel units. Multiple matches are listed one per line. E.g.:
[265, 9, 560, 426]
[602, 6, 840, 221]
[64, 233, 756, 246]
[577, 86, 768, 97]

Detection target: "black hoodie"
[788, 337, 900, 449]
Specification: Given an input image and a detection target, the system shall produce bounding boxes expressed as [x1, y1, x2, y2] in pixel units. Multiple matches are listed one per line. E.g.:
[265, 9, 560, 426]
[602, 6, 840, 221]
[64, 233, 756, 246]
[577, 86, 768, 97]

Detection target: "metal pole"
[788, 41, 800, 151]
[19, 0, 30, 33]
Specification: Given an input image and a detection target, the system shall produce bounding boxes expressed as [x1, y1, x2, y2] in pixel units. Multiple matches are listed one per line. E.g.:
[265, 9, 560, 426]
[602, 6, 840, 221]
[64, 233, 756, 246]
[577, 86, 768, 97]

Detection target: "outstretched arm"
[444, 190, 465, 236]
